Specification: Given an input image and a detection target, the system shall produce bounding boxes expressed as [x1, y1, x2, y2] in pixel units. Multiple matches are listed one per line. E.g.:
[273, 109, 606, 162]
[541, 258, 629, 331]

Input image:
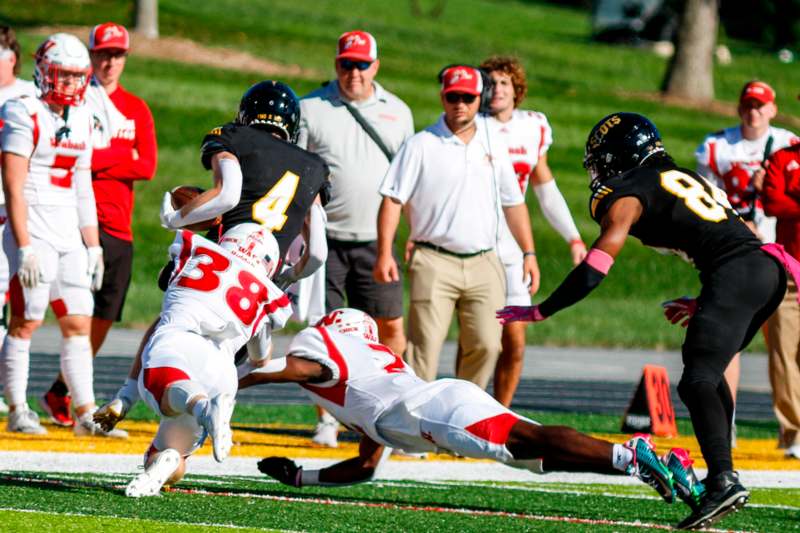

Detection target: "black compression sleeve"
[538, 261, 607, 318]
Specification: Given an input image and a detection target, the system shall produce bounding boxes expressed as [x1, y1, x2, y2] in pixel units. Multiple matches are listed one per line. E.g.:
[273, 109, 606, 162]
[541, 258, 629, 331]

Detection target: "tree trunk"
[135, 0, 159, 39]
[662, 0, 718, 101]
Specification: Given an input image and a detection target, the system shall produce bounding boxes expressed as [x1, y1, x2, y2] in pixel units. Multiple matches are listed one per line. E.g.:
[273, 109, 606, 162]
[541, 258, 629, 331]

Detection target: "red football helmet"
[33, 33, 92, 106]
[316, 308, 379, 343]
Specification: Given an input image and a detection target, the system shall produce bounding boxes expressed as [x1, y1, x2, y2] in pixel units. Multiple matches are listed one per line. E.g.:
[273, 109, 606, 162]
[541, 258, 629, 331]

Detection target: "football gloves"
[662, 296, 697, 328]
[496, 305, 546, 325]
[17, 245, 43, 288]
[87, 246, 104, 292]
[258, 456, 302, 487]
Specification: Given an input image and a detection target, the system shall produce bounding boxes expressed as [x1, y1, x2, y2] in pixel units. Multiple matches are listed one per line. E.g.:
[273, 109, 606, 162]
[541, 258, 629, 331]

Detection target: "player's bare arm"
[258, 434, 385, 487]
[238, 355, 332, 390]
[502, 202, 540, 294]
[373, 196, 403, 283]
[497, 196, 642, 324]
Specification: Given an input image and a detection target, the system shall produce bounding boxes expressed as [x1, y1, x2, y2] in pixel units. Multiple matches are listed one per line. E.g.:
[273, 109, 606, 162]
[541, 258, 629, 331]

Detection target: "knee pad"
[165, 379, 207, 415]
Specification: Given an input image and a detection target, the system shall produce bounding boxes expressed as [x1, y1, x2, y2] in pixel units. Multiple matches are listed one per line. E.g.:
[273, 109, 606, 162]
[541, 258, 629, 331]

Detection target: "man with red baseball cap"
[694, 80, 799, 443]
[40, 22, 158, 427]
[375, 64, 538, 392]
[297, 30, 413, 447]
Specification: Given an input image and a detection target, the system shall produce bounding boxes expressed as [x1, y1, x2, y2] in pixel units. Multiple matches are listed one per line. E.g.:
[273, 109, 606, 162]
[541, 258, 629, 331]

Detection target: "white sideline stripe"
[1, 450, 799, 488]
[0, 507, 301, 532]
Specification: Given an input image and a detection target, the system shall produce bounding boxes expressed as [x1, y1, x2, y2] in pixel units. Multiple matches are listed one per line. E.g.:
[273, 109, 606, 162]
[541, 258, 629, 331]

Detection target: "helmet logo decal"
[588, 114, 622, 149]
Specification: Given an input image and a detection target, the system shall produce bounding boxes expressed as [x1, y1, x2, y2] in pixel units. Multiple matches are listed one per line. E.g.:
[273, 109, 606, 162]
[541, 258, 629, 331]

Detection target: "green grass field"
[0, 470, 797, 532]
[2, 0, 798, 350]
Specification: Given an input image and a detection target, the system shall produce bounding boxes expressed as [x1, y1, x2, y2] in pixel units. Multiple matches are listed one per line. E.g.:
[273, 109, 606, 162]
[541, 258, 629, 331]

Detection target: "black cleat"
[676, 470, 749, 530]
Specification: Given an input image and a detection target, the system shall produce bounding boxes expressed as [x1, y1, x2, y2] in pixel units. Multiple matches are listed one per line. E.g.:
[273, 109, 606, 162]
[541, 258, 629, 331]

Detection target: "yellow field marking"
[1, 421, 797, 470]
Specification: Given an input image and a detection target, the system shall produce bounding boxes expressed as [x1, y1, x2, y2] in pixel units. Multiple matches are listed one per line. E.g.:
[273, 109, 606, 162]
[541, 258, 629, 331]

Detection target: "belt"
[414, 241, 491, 258]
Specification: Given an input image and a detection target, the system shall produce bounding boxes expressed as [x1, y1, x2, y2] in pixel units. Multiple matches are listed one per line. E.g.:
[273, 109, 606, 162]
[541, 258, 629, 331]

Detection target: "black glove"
[258, 456, 302, 487]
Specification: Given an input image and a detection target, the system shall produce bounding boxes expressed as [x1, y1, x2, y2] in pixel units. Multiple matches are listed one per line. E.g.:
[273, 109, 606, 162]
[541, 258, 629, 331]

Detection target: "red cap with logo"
[336, 31, 377, 62]
[739, 80, 775, 105]
[89, 22, 130, 52]
[440, 66, 483, 95]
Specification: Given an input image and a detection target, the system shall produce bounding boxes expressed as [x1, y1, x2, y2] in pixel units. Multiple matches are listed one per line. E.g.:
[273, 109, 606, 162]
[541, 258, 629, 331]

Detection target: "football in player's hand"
[169, 185, 222, 231]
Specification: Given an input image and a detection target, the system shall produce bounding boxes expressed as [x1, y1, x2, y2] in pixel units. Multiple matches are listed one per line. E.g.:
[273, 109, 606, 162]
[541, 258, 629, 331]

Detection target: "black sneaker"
[676, 470, 749, 530]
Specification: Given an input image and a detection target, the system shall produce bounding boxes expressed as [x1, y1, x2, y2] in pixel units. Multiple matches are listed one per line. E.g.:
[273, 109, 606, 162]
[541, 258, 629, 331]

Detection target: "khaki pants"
[406, 247, 506, 389]
[767, 278, 800, 448]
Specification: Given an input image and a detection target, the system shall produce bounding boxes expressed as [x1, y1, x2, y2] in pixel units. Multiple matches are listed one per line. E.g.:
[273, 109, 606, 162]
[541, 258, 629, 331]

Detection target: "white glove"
[160, 191, 182, 230]
[17, 245, 43, 288]
[274, 264, 299, 291]
[87, 246, 105, 292]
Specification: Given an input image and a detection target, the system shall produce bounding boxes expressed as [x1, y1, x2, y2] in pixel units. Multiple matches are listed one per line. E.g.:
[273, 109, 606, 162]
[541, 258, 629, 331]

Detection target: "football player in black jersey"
[160, 80, 330, 259]
[94, 82, 331, 437]
[498, 113, 795, 530]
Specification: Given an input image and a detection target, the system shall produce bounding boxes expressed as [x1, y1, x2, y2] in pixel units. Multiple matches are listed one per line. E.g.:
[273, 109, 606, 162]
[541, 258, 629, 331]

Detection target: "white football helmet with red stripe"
[33, 33, 92, 106]
[219, 223, 281, 278]
[316, 308, 379, 343]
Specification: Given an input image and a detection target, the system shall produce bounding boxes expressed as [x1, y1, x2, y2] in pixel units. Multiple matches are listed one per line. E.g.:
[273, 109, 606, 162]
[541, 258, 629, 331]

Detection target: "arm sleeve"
[92, 98, 157, 181]
[1, 100, 35, 157]
[378, 138, 420, 203]
[762, 151, 800, 219]
[76, 170, 98, 228]
[533, 179, 581, 242]
[538, 258, 609, 318]
[173, 157, 242, 226]
[76, 138, 98, 228]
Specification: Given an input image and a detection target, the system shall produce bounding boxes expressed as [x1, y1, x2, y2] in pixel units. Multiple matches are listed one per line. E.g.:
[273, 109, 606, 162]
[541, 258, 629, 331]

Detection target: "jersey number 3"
[177, 246, 269, 325]
[252, 171, 299, 231]
[660, 170, 730, 222]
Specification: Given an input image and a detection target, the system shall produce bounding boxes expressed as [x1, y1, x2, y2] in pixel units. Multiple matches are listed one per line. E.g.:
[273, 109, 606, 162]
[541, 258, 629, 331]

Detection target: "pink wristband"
[584, 248, 614, 275]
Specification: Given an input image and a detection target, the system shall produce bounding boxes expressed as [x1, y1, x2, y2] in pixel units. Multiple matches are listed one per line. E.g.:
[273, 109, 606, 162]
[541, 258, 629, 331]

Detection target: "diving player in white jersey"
[0, 25, 37, 415]
[0, 33, 110, 436]
[241, 308, 690, 511]
[479, 56, 587, 406]
[95, 223, 293, 497]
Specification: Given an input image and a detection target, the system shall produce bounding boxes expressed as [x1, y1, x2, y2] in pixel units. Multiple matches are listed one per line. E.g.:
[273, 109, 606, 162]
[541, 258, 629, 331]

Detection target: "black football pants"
[678, 250, 786, 479]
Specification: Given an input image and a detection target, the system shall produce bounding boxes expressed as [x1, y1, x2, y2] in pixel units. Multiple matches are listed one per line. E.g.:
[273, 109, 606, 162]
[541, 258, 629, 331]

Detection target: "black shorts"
[325, 238, 404, 319]
[681, 249, 786, 383]
[93, 230, 133, 322]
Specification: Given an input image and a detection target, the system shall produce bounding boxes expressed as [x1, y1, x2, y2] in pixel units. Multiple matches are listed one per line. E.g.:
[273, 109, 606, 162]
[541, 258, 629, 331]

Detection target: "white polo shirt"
[380, 114, 524, 254]
[298, 81, 414, 242]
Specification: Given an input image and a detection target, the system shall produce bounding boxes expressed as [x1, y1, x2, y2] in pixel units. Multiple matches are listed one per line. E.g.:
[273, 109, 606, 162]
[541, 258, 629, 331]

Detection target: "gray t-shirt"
[297, 81, 413, 241]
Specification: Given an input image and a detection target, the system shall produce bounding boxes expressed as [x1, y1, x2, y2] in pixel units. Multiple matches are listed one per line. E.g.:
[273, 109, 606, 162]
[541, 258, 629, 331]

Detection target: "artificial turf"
[0, 471, 796, 532]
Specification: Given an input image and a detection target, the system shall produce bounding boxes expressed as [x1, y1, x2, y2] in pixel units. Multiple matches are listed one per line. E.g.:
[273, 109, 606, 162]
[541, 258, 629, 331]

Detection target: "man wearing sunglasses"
[297, 30, 414, 447]
[375, 65, 538, 391]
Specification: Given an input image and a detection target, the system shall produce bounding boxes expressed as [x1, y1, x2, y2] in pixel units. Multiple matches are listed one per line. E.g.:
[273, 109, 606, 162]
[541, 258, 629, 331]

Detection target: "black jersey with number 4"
[201, 122, 330, 255]
[589, 162, 762, 272]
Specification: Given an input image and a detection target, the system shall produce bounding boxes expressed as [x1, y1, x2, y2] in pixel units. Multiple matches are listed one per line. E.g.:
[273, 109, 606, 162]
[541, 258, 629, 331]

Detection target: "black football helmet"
[236, 81, 300, 142]
[583, 112, 664, 188]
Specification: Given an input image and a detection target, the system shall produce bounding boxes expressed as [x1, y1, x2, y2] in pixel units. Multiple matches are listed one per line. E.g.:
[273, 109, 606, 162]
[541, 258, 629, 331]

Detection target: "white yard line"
[1, 450, 799, 488]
